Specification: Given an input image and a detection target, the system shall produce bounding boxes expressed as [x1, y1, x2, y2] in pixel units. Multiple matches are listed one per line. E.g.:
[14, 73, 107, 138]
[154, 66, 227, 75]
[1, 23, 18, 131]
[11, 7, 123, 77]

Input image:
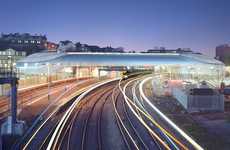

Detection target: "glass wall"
[153, 64, 224, 87]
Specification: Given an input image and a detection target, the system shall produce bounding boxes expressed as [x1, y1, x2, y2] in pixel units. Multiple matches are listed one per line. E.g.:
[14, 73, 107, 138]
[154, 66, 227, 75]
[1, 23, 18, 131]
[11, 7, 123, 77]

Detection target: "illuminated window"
[37, 41, 41, 44]
[24, 40, 29, 43]
[18, 40, 22, 43]
[31, 40, 35, 43]
[22, 52, 26, 56]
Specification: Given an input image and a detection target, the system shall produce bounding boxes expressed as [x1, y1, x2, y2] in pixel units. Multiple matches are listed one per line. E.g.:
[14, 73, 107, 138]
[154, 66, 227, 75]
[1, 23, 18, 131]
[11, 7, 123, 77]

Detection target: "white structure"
[17, 52, 225, 89]
[172, 86, 224, 113]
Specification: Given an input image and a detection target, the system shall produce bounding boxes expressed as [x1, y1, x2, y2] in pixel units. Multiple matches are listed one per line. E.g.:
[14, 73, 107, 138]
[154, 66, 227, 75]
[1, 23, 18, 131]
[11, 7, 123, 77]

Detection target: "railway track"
[46, 78, 119, 150]
[47, 77, 157, 150]
[58, 85, 114, 150]
[11, 79, 96, 150]
[112, 84, 151, 150]
[44, 76, 170, 150]
[22, 75, 194, 150]
[125, 78, 178, 150]
[0, 80, 79, 120]
[122, 76, 204, 150]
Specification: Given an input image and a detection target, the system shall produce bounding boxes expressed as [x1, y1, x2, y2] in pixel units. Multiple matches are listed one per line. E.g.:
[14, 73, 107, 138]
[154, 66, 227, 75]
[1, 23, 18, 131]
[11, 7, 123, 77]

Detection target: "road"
[8, 75, 204, 150]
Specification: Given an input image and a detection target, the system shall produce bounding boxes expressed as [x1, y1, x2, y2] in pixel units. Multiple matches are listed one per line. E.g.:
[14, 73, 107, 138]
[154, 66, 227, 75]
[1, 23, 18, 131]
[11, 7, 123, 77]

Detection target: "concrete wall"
[172, 88, 224, 113]
[188, 94, 224, 112]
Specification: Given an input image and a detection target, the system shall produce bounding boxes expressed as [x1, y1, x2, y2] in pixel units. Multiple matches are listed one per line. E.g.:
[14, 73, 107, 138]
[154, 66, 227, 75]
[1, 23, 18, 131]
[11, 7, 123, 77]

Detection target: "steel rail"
[121, 84, 149, 150]
[81, 87, 114, 150]
[120, 79, 171, 150]
[56, 86, 113, 150]
[46, 78, 120, 150]
[139, 76, 204, 150]
[131, 79, 163, 149]
[130, 78, 180, 150]
[18, 80, 90, 150]
[64, 85, 114, 150]
[112, 85, 139, 150]
[124, 78, 189, 150]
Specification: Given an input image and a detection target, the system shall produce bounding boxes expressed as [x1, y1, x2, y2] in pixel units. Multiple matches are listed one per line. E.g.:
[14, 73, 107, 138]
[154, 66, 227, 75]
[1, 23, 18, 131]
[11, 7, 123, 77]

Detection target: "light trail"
[0, 79, 84, 118]
[131, 79, 180, 150]
[125, 78, 187, 150]
[22, 86, 87, 150]
[46, 78, 120, 150]
[19, 79, 91, 150]
[139, 76, 204, 150]
[25, 88, 64, 106]
[18, 77, 80, 91]
[21, 81, 89, 150]
[112, 85, 140, 150]
[120, 79, 171, 150]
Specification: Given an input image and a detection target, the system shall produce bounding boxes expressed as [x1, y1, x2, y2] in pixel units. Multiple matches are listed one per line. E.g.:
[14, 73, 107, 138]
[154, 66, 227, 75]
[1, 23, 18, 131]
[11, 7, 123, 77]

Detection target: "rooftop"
[17, 52, 224, 68]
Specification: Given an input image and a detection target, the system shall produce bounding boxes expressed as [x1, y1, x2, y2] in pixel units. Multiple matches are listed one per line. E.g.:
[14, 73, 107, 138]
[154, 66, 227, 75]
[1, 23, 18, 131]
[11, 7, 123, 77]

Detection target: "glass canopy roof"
[17, 52, 224, 68]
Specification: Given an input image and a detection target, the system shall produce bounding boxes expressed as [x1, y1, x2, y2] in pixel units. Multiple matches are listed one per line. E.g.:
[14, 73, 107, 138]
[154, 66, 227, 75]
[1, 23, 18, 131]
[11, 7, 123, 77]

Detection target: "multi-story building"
[57, 41, 124, 53]
[0, 48, 26, 95]
[146, 48, 193, 54]
[216, 44, 230, 65]
[0, 48, 26, 69]
[0, 33, 47, 55]
[74, 42, 124, 53]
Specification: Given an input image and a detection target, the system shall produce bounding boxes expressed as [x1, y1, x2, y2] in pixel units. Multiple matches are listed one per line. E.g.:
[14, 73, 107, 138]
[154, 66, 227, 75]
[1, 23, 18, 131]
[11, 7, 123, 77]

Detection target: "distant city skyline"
[1, 0, 230, 56]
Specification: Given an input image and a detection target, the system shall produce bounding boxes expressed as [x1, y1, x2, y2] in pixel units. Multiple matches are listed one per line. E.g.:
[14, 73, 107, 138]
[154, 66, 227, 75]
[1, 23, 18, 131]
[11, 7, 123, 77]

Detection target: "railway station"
[16, 52, 225, 87]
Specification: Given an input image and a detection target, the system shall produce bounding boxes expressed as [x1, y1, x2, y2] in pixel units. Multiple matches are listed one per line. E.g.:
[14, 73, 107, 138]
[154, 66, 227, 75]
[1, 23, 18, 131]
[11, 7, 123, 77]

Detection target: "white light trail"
[47, 78, 120, 150]
[139, 76, 204, 150]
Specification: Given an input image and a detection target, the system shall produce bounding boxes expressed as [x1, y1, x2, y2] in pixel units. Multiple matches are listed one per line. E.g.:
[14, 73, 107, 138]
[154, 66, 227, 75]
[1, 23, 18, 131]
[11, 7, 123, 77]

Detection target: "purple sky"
[1, 0, 230, 56]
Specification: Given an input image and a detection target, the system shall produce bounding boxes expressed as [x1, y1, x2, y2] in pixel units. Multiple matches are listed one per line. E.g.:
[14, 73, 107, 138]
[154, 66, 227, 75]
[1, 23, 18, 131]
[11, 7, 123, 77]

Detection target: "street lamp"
[46, 63, 51, 101]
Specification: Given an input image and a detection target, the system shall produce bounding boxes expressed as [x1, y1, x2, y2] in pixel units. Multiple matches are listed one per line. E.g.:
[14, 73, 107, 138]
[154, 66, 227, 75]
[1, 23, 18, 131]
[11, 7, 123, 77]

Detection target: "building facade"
[216, 44, 230, 65]
[58, 41, 124, 53]
[0, 33, 47, 55]
[0, 48, 26, 69]
[0, 48, 26, 95]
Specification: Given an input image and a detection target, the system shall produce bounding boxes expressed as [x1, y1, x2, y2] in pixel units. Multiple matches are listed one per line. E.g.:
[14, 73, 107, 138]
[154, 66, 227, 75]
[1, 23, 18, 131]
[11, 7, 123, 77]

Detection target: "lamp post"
[47, 63, 51, 101]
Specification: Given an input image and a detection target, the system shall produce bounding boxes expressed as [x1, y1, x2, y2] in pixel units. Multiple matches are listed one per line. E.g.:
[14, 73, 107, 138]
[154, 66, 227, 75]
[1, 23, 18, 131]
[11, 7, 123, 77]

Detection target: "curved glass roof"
[17, 52, 224, 67]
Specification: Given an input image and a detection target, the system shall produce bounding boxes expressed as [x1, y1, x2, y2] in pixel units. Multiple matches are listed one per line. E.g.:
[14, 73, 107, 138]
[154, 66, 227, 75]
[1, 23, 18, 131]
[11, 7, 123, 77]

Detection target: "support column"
[76, 66, 79, 79]
[1, 78, 26, 137]
[98, 69, 101, 79]
[10, 78, 17, 125]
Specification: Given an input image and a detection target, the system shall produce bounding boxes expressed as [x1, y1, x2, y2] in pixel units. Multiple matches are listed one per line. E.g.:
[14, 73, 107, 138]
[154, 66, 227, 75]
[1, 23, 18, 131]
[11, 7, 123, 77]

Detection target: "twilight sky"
[0, 0, 230, 56]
